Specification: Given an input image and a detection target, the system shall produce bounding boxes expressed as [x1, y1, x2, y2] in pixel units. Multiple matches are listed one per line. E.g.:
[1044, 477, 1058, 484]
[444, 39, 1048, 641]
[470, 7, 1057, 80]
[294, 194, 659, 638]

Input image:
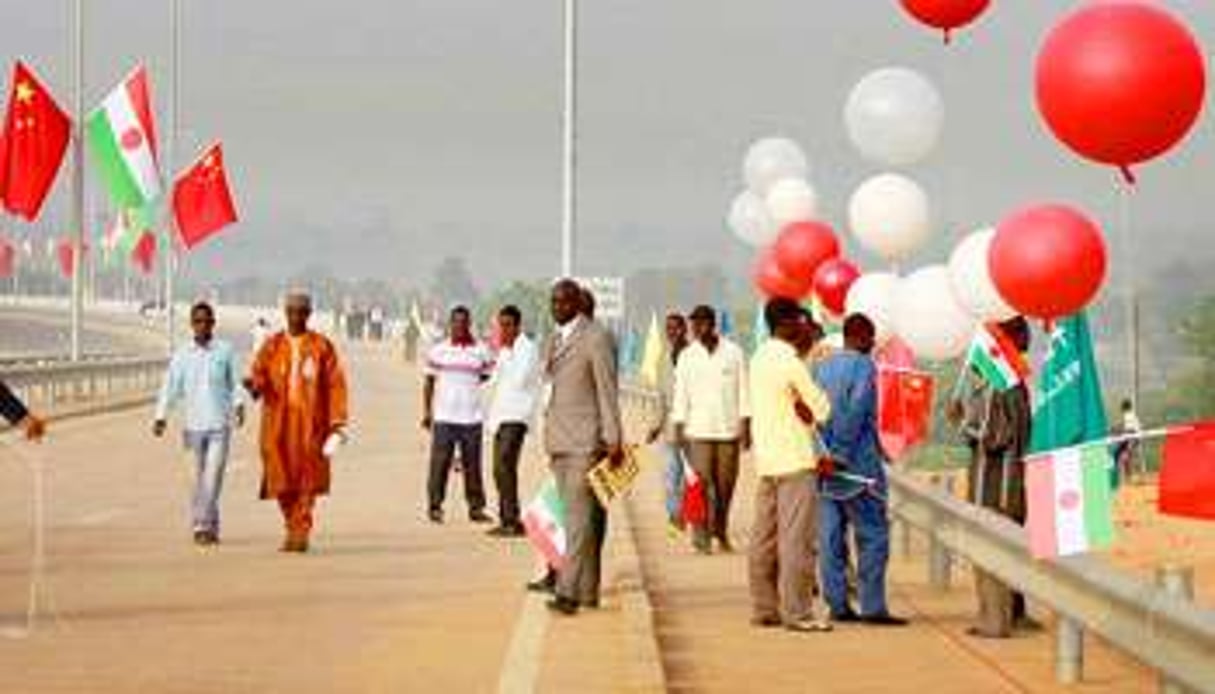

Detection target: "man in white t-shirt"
[422, 305, 495, 524]
[485, 305, 540, 537]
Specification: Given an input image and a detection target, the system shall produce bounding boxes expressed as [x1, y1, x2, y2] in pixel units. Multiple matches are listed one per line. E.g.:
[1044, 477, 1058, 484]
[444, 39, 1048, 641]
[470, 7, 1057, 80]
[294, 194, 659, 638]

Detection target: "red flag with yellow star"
[131, 230, 156, 275]
[172, 142, 237, 250]
[0, 61, 71, 220]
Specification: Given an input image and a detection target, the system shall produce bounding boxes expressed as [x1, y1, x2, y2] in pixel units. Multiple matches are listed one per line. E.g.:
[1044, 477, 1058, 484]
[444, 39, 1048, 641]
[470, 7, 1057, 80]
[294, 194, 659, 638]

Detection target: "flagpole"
[68, 0, 85, 361]
[164, 0, 182, 355]
[559, 0, 577, 278]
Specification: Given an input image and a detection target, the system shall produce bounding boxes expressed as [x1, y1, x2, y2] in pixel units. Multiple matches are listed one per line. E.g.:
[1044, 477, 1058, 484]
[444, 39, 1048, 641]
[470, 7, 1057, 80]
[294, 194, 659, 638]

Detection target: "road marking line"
[496, 592, 550, 694]
[75, 508, 128, 527]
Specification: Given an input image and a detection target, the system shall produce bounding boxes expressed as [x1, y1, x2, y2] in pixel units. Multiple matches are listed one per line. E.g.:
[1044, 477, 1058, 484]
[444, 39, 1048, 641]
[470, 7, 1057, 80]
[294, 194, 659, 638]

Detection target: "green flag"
[1030, 312, 1112, 480]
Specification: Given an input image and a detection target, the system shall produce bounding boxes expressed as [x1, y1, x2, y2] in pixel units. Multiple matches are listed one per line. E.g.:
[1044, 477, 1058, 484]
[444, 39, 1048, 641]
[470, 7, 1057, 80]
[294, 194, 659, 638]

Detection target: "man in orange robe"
[246, 293, 349, 553]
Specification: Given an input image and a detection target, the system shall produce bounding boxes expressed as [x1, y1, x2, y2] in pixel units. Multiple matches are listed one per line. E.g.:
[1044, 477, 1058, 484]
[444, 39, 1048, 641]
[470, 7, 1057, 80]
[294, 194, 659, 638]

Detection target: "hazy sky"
[1, 1, 1212, 293]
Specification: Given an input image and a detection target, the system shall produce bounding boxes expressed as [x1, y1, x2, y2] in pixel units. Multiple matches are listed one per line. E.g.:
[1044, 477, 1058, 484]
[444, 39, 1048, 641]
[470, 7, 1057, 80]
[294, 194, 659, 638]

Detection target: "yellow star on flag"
[15, 81, 35, 103]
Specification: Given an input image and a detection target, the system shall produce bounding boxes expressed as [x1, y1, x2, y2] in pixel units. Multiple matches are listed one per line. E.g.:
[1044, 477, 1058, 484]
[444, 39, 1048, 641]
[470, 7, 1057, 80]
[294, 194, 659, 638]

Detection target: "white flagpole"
[163, 0, 183, 355]
[559, 0, 577, 278]
[68, 0, 85, 361]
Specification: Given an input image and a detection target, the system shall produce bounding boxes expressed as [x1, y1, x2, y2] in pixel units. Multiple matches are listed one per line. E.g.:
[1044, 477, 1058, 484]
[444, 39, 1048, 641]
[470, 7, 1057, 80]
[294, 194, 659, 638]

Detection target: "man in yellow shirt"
[748, 298, 833, 633]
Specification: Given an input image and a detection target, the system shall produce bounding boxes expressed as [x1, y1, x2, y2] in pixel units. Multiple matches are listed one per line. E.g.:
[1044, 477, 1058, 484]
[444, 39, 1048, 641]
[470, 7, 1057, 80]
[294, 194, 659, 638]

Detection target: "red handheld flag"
[172, 142, 237, 250]
[878, 368, 935, 461]
[1159, 422, 1215, 521]
[0, 62, 71, 220]
[681, 461, 707, 526]
[131, 231, 157, 275]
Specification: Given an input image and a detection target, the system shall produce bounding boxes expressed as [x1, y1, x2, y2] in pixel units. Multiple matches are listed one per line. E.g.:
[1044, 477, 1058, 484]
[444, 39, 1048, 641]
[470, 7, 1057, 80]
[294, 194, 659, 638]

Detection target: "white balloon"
[845, 66, 944, 167]
[892, 265, 977, 361]
[727, 190, 778, 247]
[744, 137, 809, 196]
[765, 178, 819, 229]
[947, 227, 1018, 322]
[848, 173, 932, 262]
[844, 272, 899, 345]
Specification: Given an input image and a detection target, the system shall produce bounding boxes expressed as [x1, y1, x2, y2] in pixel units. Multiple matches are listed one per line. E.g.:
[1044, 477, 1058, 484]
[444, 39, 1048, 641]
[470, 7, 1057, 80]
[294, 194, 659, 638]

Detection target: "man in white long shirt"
[672, 304, 751, 554]
[485, 305, 540, 537]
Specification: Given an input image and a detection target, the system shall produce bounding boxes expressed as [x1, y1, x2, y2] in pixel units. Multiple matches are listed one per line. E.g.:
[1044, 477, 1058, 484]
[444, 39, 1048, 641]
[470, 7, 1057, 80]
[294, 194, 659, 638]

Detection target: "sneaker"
[785, 617, 834, 633]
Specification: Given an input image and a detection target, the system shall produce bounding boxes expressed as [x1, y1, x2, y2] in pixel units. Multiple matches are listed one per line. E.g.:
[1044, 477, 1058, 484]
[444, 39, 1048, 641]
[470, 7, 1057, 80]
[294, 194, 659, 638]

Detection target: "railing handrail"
[1, 355, 168, 387]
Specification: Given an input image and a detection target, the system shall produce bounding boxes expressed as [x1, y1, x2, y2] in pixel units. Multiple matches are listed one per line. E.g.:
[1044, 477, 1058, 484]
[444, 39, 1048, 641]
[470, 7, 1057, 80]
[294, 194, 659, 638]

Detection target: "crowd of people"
[0, 281, 1040, 638]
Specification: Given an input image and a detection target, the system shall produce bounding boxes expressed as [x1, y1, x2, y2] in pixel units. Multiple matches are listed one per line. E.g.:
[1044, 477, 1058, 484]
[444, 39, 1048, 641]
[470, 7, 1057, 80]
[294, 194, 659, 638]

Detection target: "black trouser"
[492, 422, 529, 526]
[428, 423, 486, 513]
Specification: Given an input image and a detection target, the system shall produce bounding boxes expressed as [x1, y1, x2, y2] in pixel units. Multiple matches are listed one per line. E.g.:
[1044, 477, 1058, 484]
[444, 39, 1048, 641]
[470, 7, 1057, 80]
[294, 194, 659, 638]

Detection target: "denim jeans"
[183, 429, 231, 534]
[819, 492, 890, 617]
[659, 442, 687, 523]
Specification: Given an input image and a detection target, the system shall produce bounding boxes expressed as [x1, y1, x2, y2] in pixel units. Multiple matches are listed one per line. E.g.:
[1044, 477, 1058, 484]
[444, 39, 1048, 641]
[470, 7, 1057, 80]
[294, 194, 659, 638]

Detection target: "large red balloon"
[813, 258, 861, 317]
[773, 221, 840, 287]
[755, 249, 813, 300]
[990, 204, 1107, 321]
[1036, 1, 1206, 182]
[900, 0, 991, 43]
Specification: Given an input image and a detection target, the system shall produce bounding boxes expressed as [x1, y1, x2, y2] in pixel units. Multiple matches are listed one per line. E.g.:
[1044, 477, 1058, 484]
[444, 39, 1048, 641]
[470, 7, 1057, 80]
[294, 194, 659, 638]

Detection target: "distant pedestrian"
[0, 380, 45, 441]
[672, 305, 750, 554]
[647, 312, 690, 536]
[485, 305, 540, 538]
[1113, 398, 1142, 483]
[154, 302, 245, 546]
[814, 314, 907, 626]
[422, 305, 495, 525]
[245, 293, 349, 553]
[748, 298, 833, 633]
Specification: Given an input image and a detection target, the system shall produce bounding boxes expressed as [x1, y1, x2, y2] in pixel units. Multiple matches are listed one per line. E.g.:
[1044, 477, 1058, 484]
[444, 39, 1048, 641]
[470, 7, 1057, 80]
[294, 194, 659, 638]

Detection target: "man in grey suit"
[542, 279, 624, 616]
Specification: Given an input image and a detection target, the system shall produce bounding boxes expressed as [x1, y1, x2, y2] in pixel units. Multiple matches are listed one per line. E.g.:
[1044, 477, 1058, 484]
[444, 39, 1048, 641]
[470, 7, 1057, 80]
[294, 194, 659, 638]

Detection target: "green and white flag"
[1030, 312, 1111, 474]
[87, 66, 162, 210]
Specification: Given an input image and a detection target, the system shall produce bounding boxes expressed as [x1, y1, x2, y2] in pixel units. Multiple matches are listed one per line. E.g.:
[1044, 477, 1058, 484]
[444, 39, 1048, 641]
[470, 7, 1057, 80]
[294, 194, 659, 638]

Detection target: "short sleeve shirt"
[426, 340, 494, 425]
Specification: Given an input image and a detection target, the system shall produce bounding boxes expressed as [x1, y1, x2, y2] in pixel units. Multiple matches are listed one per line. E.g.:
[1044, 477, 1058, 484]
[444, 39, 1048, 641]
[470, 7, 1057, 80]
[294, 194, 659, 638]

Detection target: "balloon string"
[1118, 165, 1137, 186]
[943, 29, 952, 45]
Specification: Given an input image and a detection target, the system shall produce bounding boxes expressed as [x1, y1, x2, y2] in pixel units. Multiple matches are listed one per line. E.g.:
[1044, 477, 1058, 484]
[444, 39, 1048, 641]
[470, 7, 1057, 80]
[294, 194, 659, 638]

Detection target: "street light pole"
[68, 0, 85, 361]
[560, 0, 577, 278]
[164, 0, 182, 355]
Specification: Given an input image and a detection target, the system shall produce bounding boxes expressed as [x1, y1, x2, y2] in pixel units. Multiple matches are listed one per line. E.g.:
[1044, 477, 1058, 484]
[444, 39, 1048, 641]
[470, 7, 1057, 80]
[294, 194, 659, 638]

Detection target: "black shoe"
[862, 612, 909, 627]
[750, 614, 782, 628]
[831, 609, 862, 623]
[469, 510, 494, 524]
[582, 598, 600, 609]
[526, 570, 557, 594]
[547, 596, 579, 616]
[428, 508, 444, 524]
[193, 530, 211, 546]
[487, 523, 526, 538]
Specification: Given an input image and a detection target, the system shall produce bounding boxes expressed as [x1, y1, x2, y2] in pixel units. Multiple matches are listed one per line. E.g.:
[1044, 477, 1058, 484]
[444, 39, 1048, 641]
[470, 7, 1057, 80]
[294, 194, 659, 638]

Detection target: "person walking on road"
[245, 293, 349, 553]
[541, 279, 624, 616]
[646, 312, 689, 536]
[1, 380, 45, 441]
[153, 302, 245, 546]
[814, 314, 907, 626]
[748, 298, 833, 633]
[485, 305, 540, 538]
[672, 305, 750, 554]
[422, 305, 495, 525]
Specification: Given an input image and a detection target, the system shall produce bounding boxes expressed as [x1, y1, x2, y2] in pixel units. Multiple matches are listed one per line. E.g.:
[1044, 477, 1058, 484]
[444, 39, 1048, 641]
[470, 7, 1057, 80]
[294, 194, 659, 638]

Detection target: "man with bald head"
[246, 293, 349, 553]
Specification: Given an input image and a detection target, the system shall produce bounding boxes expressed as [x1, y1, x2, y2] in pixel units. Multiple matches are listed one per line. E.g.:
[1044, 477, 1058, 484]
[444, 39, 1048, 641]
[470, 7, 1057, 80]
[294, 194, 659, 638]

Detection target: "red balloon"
[1036, 1, 1206, 183]
[990, 204, 1107, 320]
[754, 249, 812, 300]
[900, 0, 991, 43]
[773, 221, 841, 287]
[813, 258, 861, 316]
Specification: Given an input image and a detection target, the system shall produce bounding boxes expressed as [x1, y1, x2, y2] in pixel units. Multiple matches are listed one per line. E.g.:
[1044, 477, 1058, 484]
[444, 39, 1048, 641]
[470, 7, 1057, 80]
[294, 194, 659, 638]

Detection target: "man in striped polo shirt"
[422, 305, 495, 525]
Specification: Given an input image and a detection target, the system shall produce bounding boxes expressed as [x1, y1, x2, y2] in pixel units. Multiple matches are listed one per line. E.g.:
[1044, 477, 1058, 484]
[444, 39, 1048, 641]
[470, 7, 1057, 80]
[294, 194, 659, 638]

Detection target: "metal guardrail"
[620, 383, 1215, 693]
[1, 356, 168, 413]
[0, 351, 135, 368]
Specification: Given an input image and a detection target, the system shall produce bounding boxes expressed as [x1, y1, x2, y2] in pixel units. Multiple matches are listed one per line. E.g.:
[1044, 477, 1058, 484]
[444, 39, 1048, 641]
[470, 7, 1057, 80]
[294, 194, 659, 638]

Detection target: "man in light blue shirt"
[154, 302, 244, 546]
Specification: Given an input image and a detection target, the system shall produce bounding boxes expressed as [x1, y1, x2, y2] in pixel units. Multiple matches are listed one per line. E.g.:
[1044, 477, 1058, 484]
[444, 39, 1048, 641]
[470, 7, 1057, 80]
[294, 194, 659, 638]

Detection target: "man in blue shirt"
[154, 302, 245, 546]
[814, 314, 906, 626]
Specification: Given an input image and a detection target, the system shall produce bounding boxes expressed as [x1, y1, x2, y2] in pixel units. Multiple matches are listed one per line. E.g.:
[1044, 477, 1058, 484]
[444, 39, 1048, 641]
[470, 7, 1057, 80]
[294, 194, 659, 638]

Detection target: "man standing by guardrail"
[153, 301, 245, 547]
[1, 379, 46, 440]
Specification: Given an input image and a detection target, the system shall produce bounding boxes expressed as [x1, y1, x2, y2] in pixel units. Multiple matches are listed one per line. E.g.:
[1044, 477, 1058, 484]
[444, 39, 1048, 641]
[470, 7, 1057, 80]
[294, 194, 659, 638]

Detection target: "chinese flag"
[56, 238, 79, 278]
[878, 368, 935, 461]
[0, 237, 13, 277]
[131, 230, 156, 275]
[1159, 422, 1215, 520]
[172, 142, 237, 249]
[0, 61, 71, 220]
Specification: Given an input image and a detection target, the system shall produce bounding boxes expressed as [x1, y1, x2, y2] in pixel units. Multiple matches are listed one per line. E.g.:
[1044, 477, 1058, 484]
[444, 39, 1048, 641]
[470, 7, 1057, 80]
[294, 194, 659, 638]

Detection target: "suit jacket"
[542, 318, 622, 457]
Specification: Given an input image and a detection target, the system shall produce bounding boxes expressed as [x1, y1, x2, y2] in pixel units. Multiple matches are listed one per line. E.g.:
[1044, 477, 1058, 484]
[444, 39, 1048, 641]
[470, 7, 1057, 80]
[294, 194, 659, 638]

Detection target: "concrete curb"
[608, 486, 668, 693]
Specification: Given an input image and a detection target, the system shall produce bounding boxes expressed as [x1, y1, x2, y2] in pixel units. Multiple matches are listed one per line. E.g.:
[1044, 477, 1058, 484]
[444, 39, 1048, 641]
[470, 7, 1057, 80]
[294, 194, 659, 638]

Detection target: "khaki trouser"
[552, 453, 606, 605]
[749, 469, 818, 623]
[687, 439, 741, 547]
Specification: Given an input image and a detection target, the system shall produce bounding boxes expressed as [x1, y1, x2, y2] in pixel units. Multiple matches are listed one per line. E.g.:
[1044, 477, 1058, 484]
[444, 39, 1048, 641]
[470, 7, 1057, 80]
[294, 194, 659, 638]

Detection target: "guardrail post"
[1156, 564, 1195, 694]
[927, 476, 954, 589]
[897, 517, 912, 560]
[1055, 616, 1084, 684]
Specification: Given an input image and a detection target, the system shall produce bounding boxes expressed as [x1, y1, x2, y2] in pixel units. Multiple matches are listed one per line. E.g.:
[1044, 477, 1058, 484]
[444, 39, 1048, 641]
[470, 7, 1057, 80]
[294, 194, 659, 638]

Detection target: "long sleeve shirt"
[487, 334, 540, 430]
[155, 339, 243, 433]
[0, 380, 29, 425]
[671, 338, 751, 441]
[814, 349, 885, 499]
[749, 339, 831, 478]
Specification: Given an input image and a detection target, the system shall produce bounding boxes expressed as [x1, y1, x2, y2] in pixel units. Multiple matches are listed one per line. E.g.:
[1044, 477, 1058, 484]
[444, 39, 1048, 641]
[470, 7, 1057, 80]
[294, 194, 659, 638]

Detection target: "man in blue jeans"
[646, 313, 689, 535]
[814, 314, 906, 626]
[154, 302, 245, 546]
